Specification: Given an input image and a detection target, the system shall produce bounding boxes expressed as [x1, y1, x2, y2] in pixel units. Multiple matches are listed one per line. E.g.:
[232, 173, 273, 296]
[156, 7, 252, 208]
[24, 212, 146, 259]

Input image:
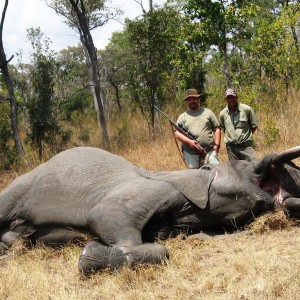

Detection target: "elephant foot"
[78, 241, 169, 276]
[282, 197, 300, 218]
[283, 197, 300, 211]
[0, 219, 35, 250]
[119, 243, 169, 267]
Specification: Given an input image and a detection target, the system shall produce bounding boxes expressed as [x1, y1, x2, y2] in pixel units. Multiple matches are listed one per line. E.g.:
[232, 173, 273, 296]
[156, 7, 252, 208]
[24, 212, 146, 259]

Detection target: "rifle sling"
[169, 121, 189, 169]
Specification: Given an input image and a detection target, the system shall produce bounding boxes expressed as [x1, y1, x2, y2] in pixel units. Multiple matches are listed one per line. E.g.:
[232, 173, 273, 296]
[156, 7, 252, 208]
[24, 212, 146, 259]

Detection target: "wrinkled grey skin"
[0, 146, 300, 275]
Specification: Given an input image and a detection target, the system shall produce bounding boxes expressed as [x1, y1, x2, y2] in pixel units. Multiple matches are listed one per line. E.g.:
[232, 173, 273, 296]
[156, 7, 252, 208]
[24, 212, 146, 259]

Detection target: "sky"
[2, 0, 164, 63]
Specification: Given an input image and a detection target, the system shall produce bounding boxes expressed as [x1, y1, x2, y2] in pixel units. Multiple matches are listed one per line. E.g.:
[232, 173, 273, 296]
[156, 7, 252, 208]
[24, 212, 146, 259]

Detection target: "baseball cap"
[224, 89, 237, 98]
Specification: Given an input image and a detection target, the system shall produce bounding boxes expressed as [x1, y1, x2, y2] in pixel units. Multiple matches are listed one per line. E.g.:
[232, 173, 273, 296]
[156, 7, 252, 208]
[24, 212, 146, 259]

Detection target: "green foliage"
[99, 30, 133, 113]
[176, 22, 207, 97]
[28, 54, 59, 156]
[26, 28, 62, 158]
[125, 4, 184, 128]
[78, 128, 91, 143]
[55, 45, 94, 123]
[61, 92, 92, 121]
[250, 3, 300, 91]
[60, 128, 73, 145]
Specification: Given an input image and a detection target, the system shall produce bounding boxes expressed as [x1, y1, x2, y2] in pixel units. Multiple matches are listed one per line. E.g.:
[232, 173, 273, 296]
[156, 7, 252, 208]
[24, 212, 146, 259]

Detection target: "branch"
[0, 0, 9, 47]
[7, 54, 14, 63]
[133, 0, 147, 14]
[59, 84, 92, 105]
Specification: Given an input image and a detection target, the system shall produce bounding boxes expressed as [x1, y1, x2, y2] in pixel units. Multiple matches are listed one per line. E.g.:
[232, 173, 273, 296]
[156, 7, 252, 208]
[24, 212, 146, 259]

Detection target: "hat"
[225, 88, 237, 98]
[184, 89, 200, 101]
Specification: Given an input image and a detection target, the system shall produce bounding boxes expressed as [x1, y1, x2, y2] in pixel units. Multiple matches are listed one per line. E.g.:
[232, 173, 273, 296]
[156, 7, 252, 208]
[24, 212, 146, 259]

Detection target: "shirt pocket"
[235, 116, 248, 129]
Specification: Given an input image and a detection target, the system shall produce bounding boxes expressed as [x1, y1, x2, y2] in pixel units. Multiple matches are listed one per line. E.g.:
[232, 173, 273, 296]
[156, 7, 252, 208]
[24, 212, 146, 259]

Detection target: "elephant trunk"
[272, 146, 300, 166]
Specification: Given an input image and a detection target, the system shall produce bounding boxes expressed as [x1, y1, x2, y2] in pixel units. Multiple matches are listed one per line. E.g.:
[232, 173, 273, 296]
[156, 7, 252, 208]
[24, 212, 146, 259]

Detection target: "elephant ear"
[134, 166, 216, 209]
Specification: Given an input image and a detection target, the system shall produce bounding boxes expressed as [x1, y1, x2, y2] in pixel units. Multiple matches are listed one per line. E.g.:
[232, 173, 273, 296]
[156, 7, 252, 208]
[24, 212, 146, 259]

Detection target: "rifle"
[154, 105, 207, 159]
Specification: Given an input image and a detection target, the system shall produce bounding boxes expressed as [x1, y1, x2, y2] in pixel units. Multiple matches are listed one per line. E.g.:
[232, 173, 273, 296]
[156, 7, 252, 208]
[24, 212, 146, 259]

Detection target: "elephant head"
[253, 146, 300, 212]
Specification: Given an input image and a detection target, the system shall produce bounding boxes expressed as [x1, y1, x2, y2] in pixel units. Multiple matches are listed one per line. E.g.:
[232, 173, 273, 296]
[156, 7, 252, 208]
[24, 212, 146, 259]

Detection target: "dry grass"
[1, 226, 300, 300]
[1, 91, 300, 299]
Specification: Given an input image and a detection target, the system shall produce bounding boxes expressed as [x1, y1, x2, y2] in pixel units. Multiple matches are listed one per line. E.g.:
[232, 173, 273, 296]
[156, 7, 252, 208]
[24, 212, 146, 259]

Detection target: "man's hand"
[188, 140, 201, 151]
[213, 144, 220, 153]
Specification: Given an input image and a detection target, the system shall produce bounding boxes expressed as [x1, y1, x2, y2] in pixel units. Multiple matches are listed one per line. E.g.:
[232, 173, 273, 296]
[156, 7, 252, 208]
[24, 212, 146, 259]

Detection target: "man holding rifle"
[175, 89, 221, 169]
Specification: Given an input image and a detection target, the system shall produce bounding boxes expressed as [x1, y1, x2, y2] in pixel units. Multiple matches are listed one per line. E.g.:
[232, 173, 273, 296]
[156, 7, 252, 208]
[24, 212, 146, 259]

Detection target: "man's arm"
[174, 130, 202, 151]
[248, 107, 258, 134]
[219, 111, 226, 132]
[213, 127, 221, 152]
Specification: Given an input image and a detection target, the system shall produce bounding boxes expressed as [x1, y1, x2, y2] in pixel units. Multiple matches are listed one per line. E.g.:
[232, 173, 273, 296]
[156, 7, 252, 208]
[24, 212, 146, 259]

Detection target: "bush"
[79, 128, 91, 143]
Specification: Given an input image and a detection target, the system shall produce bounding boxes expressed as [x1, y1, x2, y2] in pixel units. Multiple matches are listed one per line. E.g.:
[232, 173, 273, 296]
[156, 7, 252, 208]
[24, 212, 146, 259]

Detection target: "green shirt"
[219, 103, 258, 145]
[177, 107, 220, 153]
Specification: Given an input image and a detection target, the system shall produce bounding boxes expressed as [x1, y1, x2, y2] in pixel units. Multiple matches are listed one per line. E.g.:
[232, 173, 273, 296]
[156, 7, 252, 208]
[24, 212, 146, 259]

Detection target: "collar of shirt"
[225, 103, 240, 113]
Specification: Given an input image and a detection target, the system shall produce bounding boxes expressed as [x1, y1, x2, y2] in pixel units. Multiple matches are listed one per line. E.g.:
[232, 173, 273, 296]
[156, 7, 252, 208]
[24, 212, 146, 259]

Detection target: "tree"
[29, 55, 59, 159]
[0, 75, 18, 169]
[251, 2, 300, 97]
[126, 3, 183, 135]
[174, 14, 207, 98]
[56, 45, 93, 122]
[99, 29, 138, 115]
[0, 0, 24, 155]
[184, 0, 263, 88]
[185, 0, 232, 85]
[26, 28, 60, 159]
[45, 0, 121, 148]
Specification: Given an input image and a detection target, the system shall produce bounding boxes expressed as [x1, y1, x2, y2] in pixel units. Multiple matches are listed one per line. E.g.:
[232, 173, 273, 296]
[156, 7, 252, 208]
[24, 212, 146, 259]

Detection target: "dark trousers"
[226, 144, 256, 162]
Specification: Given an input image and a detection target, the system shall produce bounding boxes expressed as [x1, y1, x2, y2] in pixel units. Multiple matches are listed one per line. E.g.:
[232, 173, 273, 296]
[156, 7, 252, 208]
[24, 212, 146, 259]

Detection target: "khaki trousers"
[183, 150, 220, 169]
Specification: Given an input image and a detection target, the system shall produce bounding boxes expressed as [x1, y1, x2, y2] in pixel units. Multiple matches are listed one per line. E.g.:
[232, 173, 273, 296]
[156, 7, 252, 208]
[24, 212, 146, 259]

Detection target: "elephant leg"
[78, 241, 169, 276]
[86, 201, 144, 246]
[283, 197, 300, 211]
[31, 226, 89, 247]
[0, 219, 35, 251]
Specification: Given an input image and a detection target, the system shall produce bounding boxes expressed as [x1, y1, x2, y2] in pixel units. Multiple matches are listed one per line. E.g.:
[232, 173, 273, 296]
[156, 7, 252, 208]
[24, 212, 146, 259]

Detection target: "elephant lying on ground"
[0, 146, 300, 275]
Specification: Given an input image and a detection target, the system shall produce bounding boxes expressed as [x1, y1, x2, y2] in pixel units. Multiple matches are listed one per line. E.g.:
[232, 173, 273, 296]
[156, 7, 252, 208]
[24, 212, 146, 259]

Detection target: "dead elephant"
[0, 146, 299, 275]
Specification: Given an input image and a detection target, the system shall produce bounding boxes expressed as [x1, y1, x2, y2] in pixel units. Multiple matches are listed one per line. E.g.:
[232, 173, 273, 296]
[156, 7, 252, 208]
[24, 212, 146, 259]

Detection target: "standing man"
[219, 88, 258, 162]
[175, 88, 221, 169]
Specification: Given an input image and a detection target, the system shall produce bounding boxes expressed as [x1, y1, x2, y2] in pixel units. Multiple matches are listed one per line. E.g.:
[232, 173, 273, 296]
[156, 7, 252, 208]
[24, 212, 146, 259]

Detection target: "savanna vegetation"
[1, 0, 300, 299]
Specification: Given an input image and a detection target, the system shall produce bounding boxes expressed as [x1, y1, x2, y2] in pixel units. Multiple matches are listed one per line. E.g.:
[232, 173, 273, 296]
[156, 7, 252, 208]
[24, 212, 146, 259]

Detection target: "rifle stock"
[154, 106, 207, 159]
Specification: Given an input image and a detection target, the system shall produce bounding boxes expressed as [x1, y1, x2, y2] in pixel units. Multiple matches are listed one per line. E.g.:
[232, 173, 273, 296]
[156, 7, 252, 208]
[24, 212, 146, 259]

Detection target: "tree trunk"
[0, 0, 24, 155]
[69, 0, 110, 148]
[109, 80, 122, 112]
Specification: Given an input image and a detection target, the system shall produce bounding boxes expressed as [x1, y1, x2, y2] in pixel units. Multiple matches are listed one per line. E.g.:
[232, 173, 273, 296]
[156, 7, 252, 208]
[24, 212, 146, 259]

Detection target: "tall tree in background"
[56, 45, 93, 122]
[99, 31, 129, 113]
[184, 0, 261, 88]
[251, 1, 300, 97]
[185, 0, 232, 85]
[0, 0, 24, 155]
[26, 28, 60, 160]
[45, 0, 121, 148]
[175, 13, 207, 98]
[126, 3, 182, 135]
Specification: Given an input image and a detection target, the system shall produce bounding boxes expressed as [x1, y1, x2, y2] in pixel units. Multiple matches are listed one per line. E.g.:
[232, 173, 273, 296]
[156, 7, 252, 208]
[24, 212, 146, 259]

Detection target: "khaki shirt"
[177, 107, 220, 153]
[219, 103, 258, 145]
